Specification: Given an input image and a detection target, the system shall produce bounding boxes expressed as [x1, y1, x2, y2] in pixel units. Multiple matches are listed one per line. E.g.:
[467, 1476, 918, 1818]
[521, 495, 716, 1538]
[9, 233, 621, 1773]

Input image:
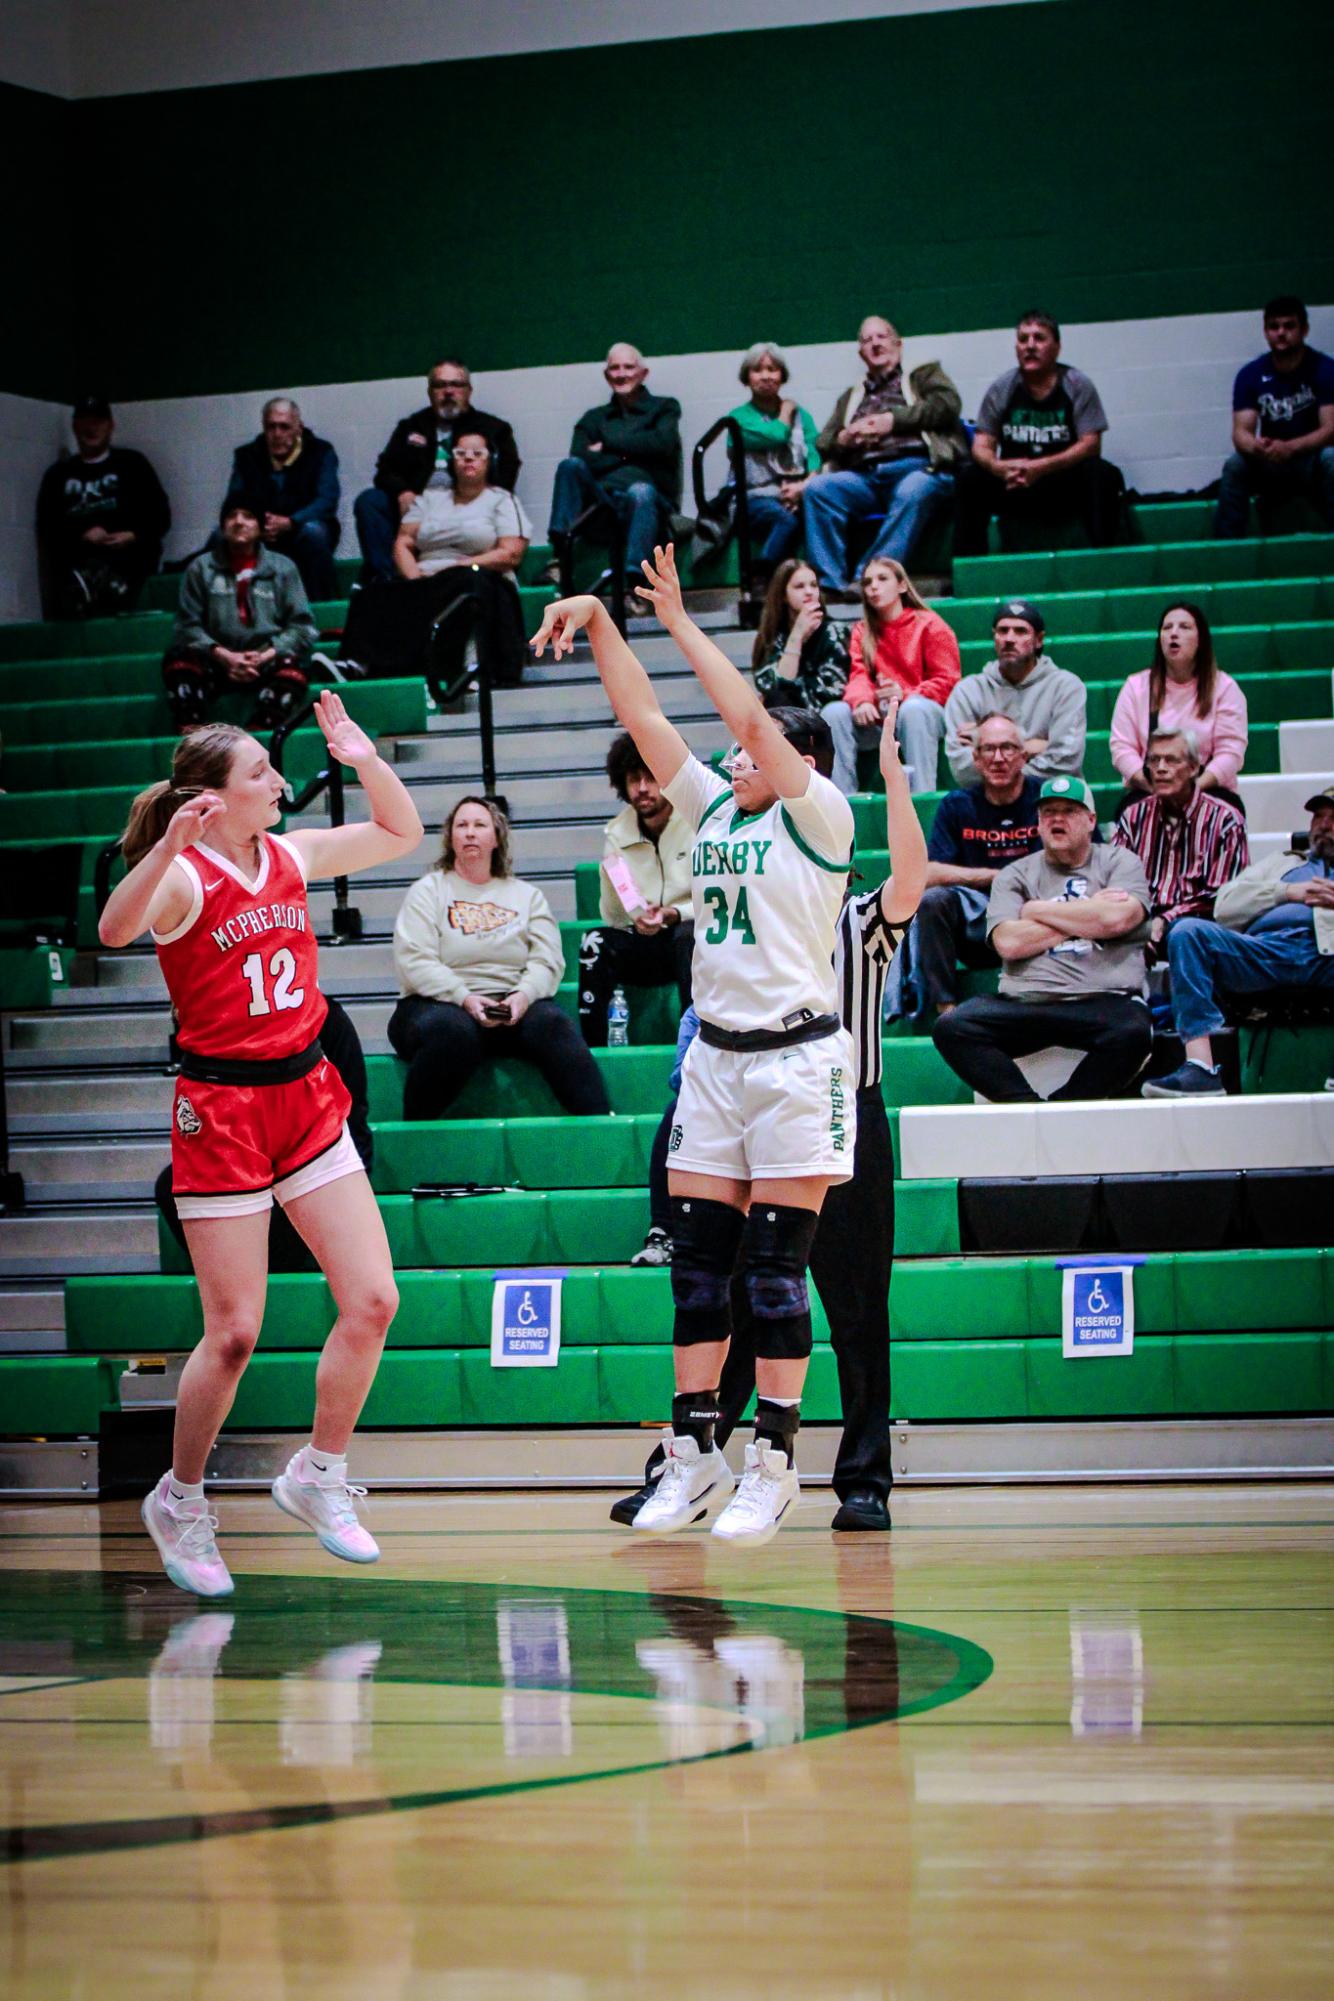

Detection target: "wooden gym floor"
[1, 1482, 1330, 2000]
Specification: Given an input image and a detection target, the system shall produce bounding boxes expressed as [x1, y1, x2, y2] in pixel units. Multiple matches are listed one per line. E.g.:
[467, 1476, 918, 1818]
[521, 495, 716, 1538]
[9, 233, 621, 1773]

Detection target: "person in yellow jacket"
[579, 731, 696, 1046]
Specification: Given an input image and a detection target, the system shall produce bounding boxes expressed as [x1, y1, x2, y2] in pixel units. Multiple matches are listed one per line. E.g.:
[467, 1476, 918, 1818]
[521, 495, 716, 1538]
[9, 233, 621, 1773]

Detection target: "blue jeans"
[1215, 445, 1334, 537]
[1165, 915, 1334, 1039]
[354, 485, 400, 580]
[802, 458, 952, 588]
[820, 693, 945, 795]
[548, 458, 667, 578]
[743, 490, 802, 567]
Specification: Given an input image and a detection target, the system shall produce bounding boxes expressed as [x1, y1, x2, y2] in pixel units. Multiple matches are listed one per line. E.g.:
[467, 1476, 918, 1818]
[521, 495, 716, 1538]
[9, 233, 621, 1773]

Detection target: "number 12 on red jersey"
[241, 948, 306, 1017]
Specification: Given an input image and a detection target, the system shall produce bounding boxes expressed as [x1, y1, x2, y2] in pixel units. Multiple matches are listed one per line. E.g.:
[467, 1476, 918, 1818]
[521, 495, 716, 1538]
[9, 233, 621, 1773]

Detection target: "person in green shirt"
[545, 343, 681, 598]
[721, 342, 822, 576]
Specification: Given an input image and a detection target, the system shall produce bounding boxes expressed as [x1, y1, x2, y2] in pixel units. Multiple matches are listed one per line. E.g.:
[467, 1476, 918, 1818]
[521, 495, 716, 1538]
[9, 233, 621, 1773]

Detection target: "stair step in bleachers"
[899, 1094, 1334, 1180]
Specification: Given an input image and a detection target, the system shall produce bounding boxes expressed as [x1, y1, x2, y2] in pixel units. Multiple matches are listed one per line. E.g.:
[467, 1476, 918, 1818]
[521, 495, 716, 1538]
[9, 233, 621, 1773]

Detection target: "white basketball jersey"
[664, 753, 854, 1035]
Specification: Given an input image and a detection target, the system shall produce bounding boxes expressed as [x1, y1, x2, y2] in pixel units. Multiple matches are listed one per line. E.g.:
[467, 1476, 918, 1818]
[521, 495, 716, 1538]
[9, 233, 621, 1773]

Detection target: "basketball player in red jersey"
[100, 693, 423, 1597]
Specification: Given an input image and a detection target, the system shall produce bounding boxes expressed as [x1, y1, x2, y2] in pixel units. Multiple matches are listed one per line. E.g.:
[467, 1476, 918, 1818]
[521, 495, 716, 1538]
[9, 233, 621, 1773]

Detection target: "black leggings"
[388, 994, 610, 1119]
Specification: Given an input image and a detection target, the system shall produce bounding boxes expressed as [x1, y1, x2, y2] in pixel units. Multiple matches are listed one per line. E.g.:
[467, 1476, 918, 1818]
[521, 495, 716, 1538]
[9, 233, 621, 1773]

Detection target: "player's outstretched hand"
[878, 693, 903, 778]
[314, 690, 376, 768]
[531, 594, 602, 660]
[162, 791, 226, 855]
[634, 545, 684, 627]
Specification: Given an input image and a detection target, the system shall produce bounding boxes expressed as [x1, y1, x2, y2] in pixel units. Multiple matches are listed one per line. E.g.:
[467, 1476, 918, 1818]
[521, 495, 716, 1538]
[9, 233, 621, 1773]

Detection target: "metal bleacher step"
[6, 995, 397, 1067]
[10, 1137, 169, 1205]
[1237, 772, 1331, 835]
[7, 1071, 178, 1135]
[393, 714, 718, 777]
[0, 1204, 159, 1278]
[0, 1282, 67, 1353]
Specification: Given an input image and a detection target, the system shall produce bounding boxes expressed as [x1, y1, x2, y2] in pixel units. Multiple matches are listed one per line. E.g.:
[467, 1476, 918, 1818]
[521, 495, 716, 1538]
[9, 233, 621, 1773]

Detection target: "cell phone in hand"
[484, 1001, 512, 1021]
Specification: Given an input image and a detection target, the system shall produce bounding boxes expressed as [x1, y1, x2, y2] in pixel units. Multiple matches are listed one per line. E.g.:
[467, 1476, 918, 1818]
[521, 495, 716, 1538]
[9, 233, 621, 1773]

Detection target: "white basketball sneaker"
[712, 1442, 800, 1546]
[271, 1453, 380, 1564]
[633, 1435, 734, 1535]
[141, 1475, 234, 1598]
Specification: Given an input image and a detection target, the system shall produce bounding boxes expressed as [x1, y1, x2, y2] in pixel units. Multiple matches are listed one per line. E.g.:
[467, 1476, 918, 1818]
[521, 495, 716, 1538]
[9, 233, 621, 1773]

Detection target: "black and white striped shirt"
[834, 889, 906, 1093]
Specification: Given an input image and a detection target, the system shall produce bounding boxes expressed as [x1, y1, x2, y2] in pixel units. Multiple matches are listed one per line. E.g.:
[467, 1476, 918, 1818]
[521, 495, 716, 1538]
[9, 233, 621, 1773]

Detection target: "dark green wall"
[12, 0, 1334, 403]
[1, 83, 76, 399]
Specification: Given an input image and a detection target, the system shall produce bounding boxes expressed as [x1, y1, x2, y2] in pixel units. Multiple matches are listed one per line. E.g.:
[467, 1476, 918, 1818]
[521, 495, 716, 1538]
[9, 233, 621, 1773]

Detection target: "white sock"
[166, 1471, 205, 1507]
[297, 1444, 346, 1484]
[1187, 1058, 1218, 1074]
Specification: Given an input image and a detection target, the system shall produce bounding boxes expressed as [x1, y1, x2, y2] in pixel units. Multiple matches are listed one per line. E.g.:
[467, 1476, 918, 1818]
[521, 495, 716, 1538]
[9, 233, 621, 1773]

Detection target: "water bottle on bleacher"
[607, 987, 630, 1048]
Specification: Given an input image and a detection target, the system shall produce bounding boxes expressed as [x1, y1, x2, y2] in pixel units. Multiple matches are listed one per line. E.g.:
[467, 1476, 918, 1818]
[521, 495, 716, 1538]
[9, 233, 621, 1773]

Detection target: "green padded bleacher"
[954, 532, 1334, 598]
[936, 575, 1334, 645]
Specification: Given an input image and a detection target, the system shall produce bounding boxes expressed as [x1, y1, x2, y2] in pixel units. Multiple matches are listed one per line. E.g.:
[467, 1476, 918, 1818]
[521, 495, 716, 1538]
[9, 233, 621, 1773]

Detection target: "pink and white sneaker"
[271, 1453, 380, 1564]
[141, 1475, 235, 1598]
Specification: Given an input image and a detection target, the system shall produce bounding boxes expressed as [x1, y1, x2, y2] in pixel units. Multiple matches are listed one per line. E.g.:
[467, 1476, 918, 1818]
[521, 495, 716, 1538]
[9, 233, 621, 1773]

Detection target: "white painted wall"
[4, 0, 1052, 99]
[94, 303, 1334, 587]
[0, 394, 67, 623]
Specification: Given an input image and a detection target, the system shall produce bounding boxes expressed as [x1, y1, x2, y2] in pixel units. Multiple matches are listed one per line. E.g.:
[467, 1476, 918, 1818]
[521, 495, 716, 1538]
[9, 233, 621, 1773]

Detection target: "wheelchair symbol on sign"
[1086, 1279, 1109, 1313]
[515, 1291, 540, 1326]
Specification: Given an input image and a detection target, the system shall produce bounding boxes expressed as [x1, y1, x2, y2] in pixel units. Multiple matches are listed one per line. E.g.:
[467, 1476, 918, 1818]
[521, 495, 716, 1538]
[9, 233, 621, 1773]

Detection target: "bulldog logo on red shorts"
[175, 1096, 203, 1137]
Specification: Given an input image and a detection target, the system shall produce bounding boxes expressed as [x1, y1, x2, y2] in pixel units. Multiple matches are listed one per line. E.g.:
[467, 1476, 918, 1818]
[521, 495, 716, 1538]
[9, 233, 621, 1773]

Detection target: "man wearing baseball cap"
[943, 599, 1087, 787]
[933, 772, 1153, 1101]
[1145, 783, 1334, 1096]
[35, 397, 170, 619]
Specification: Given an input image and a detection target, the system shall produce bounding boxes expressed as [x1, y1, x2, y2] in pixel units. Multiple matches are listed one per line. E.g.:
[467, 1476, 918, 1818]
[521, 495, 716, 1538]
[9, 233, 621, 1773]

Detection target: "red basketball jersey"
[154, 833, 328, 1060]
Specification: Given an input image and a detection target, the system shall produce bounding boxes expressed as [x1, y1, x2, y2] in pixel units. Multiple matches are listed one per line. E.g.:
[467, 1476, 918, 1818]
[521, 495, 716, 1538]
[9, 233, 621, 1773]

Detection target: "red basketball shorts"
[171, 1057, 357, 1219]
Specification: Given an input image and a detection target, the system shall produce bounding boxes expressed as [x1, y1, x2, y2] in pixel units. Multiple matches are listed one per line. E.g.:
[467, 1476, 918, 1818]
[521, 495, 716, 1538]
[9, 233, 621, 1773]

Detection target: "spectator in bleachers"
[1113, 730, 1248, 957]
[340, 431, 530, 690]
[354, 359, 521, 581]
[1110, 602, 1248, 813]
[800, 316, 967, 590]
[578, 732, 694, 1046]
[954, 312, 1124, 555]
[162, 499, 317, 729]
[543, 344, 681, 598]
[389, 795, 610, 1118]
[751, 561, 851, 712]
[1216, 297, 1334, 537]
[223, 397, 340, 600]
[699, 342, 820, 577]
[1144, 784, 1334, 1097]
[933, 775, 1152, 1101]
[909, 714, 1044, 1021]
[35, 396, 170, 619]
[944, 598, 1088, 787]
[825, 558, 960, 794]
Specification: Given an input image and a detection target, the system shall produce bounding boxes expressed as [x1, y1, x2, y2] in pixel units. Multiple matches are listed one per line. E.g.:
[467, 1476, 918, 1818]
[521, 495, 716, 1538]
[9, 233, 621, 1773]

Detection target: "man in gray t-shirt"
[954, 311, 1125, 555]
[932, 776, 1153, 1101]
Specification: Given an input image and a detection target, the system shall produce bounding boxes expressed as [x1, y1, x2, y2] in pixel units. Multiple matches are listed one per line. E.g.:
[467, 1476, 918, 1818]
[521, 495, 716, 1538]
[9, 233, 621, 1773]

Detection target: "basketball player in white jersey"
[532, 546, 855, 1544]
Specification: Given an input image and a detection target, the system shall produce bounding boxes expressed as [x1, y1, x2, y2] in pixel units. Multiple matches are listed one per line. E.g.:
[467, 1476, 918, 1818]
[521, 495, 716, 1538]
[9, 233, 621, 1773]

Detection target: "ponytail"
[119, 723, 251, 868]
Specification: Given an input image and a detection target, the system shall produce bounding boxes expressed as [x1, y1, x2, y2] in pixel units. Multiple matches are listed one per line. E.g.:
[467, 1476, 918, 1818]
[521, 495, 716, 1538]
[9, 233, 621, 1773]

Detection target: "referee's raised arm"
[875, 696, 928, 929]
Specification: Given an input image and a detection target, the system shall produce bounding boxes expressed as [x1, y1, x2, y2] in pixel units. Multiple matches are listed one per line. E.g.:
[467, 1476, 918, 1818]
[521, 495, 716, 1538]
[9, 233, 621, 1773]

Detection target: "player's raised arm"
[876, 695, 928, 927]
[634, 545, 814, 801]
[287, 691, 424, 880]
[530, 593, 689, 789]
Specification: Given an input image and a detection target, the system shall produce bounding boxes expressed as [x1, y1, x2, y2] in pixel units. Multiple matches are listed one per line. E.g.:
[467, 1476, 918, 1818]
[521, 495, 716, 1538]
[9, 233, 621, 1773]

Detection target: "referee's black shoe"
[609, 1441, 668, 1525]
[831, 1491, 891, 1532]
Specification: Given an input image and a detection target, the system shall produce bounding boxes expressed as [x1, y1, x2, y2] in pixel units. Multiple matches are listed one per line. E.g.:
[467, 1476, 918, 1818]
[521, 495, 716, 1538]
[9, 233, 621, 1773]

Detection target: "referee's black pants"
[717, 1086, 896, 1503]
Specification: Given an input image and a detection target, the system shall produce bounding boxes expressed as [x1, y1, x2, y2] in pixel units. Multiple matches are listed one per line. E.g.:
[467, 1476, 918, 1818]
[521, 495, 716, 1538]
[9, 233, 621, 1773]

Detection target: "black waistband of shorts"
[697, 1012, 840, 1054]
[178, 1037, 324, 1087]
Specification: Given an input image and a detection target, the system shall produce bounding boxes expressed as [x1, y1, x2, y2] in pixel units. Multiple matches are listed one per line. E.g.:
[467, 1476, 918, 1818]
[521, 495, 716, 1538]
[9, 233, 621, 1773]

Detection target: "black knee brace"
[740, 1203, 820, 1360]
[669, 1195, 746, 1346]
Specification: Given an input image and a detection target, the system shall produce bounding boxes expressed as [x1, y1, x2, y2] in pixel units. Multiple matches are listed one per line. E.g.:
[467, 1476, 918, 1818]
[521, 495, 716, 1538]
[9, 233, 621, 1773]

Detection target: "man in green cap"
[932, 774, 1153, 1100]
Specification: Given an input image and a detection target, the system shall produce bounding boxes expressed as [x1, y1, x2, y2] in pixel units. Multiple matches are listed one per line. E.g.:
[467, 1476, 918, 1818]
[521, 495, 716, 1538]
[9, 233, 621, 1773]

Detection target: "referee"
[614, 700, 927, 1531]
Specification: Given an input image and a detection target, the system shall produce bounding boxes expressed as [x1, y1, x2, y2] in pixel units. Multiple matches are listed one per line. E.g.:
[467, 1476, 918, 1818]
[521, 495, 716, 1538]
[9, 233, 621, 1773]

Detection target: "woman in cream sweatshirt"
[389, 796, 610, 1117]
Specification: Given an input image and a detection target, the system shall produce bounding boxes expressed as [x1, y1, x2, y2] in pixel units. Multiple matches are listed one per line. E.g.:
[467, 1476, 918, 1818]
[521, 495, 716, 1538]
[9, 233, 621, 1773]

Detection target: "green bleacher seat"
[954, 531, 1334, 599]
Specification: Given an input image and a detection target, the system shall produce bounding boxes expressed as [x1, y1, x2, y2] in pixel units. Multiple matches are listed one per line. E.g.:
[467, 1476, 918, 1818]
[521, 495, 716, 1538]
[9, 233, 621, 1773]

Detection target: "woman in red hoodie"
[821, 557, 960, 795]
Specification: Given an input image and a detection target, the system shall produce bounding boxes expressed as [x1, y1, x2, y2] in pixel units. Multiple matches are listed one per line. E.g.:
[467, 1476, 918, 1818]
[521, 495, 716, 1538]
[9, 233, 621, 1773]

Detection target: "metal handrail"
[691, 414, 760, 629]
[556, 498, 628, 636]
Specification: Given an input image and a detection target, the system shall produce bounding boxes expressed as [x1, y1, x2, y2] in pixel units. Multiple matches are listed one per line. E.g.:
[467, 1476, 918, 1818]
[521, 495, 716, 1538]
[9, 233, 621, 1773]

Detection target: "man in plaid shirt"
[1113, 728, 1248, 955]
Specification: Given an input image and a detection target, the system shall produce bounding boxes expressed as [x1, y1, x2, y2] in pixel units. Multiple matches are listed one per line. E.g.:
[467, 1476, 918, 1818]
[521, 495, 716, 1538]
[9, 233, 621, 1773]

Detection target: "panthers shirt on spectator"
[976, 364, 1107, 460]
[1232, 348, 1334, 441]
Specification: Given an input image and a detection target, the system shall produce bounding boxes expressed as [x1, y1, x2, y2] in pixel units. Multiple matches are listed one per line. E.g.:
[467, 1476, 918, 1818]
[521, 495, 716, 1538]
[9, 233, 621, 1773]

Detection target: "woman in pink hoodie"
[1110, 601, 1248, 812]
[822, 557, 960, 793]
